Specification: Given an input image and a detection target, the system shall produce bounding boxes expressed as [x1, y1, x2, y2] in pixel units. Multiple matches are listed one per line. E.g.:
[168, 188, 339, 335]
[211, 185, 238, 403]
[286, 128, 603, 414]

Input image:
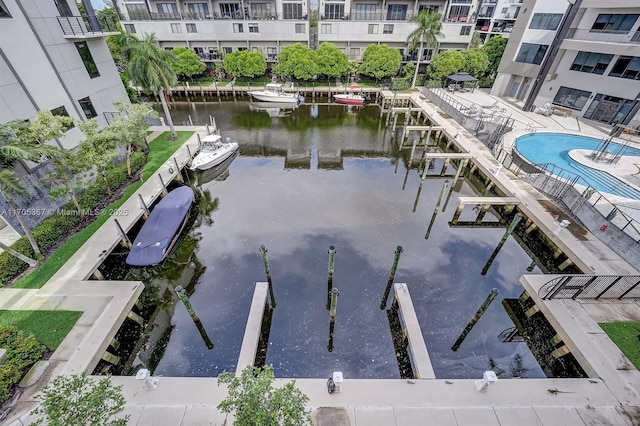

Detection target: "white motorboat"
[249, 101, 301, 117]
[248, 83, 304, 103]
[189, 134, 240, 171]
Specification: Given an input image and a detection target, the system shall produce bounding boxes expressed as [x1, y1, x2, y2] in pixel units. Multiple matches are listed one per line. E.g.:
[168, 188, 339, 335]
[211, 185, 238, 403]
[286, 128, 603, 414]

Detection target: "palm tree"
[0, 120, 61, 263]
[118, 33, 179, 139]
[407, 10, 444, 89]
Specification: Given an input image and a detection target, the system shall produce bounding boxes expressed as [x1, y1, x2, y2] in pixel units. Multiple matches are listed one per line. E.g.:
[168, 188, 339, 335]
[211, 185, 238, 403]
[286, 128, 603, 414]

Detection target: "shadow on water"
[95, 100, 584, 379]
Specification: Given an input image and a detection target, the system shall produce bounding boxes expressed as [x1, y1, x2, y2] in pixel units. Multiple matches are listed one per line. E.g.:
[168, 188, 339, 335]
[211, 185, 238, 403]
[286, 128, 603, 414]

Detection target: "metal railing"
[566, 28, 640, 44]
[539, 275, 640, 299]
[124, 11, 294, 21]
[57, 15, 119, 36]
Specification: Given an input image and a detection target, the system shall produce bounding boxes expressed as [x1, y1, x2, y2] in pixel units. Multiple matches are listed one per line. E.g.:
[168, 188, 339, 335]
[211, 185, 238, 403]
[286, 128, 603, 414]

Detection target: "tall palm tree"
[118, 33, 179, 139]
[407, 10, 444, 89]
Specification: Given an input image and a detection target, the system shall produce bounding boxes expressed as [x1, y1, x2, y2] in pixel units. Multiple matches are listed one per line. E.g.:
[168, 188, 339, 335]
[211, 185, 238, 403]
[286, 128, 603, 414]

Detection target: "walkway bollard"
[380, 246, 404, 310]
[260, 245, 276, 308]
[451, 288, 499, 352]
[327, 246, 336, 310]
[481, 213, 523, 275]
[425, 180, 450, 240]
[175, 286, 214, 349]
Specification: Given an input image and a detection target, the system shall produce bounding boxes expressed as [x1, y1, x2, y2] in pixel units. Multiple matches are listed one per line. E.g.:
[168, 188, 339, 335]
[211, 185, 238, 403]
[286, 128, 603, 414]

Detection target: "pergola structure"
[446, 72, 478, 92]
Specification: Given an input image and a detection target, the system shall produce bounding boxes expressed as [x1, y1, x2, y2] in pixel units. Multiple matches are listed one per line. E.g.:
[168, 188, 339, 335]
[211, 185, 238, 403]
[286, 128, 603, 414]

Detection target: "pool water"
[515, 133, 640, 199]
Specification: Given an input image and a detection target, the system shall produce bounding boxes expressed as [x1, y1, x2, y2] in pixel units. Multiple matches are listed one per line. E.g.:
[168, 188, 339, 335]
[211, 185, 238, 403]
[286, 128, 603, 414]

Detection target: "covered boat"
[248, 83, 304, 103]
[126, 186, 194, 266]
[189, 134, 240, 171]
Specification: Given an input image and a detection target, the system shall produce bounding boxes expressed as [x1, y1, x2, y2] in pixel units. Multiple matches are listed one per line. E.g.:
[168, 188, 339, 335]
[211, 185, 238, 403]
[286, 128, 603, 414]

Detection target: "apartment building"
[115, 0, 478, 67]
[474, 0, 523, 42]
[492, 0, 640, 126]
[0, 0, 127, 232]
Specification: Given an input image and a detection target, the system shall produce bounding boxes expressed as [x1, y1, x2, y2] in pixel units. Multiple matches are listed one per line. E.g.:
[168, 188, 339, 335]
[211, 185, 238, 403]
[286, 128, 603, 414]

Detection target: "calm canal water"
[114, 100, 547, 379]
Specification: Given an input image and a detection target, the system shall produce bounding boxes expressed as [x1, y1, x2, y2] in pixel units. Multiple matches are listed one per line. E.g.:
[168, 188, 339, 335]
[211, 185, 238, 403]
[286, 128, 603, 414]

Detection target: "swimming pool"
[515, 133, 640, 200]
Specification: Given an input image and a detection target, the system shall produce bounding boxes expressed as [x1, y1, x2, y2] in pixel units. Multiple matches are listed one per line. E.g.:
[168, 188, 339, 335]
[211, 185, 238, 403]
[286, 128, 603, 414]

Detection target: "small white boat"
[190, 134, 240, 171]
[248, 83, 304, 104]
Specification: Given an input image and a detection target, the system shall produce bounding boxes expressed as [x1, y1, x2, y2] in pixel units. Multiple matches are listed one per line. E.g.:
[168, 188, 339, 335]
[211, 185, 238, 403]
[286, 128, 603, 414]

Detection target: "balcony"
[124, 11, 295, 21]
[57, 15, 120, 38]
[566, 28, 640, 45]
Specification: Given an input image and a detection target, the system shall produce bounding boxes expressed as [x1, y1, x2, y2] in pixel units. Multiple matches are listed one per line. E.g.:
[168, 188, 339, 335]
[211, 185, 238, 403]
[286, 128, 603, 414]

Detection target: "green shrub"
[32, 213, 82, 252]
[391, 77, 410, 91]
[0, 325, 46, 404]
[0, 238, 34, 284]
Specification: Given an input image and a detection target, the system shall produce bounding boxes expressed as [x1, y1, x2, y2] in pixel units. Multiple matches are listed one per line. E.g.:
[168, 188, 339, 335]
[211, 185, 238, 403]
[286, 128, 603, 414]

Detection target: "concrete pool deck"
[3, 95, 640, 425]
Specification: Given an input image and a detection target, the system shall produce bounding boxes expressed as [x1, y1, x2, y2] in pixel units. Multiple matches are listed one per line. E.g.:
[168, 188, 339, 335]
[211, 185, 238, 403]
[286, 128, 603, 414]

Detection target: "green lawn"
[0, 310, 82, 350]
[13, 131, 194, 290]
[599, 322, 640, 370]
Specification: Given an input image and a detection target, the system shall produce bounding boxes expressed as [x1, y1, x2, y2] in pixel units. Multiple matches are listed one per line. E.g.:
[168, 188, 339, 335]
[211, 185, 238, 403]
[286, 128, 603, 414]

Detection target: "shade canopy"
[447, 72, 478, 82]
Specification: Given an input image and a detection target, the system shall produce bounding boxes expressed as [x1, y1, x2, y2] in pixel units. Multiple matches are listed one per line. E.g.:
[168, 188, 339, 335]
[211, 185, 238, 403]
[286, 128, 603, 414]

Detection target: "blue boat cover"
[126, 186, 194, 266]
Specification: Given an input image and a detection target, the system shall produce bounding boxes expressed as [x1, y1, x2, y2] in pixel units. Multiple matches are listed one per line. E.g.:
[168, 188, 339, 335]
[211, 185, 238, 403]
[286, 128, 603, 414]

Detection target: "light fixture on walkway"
[475, 370, 498, 392]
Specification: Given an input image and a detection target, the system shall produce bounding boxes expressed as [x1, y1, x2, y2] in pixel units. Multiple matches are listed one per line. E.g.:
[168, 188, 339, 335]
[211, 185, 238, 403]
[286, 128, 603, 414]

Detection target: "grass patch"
[13, 131, 194, 289]
[599, 322, 640, 370]
[0, 310, 82, 350]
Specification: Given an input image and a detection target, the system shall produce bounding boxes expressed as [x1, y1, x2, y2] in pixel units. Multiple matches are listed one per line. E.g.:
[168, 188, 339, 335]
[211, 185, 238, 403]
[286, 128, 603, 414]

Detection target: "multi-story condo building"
[0, 0, 127, 233]
[492, 0, 640, 126]
[474, 0, 523, 42]
[115, 0, 479, 69]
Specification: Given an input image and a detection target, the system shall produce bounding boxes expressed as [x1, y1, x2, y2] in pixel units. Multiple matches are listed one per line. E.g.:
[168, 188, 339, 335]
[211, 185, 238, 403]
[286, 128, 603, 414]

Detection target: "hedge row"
[0, 153, 145, 286]
[0, 325, 46, 403]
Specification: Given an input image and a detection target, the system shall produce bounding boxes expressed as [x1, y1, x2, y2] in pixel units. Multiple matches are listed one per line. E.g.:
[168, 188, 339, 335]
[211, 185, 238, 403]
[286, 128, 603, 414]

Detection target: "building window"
[54, 0, 73, 17]
[126, 4, 150, 20]
[383, 24, 393, 34]
[50, 106, 74, 130]
[283, 3, 303, 20]
[355, 4, 377, 21]
[460, 26, 471, 35]
[157, 3, 178, 14]
[529, 13, 562, 30]
[233, 23, 243, 33]
[350, 48, 359, 59]
[609, 56, 640, 80]
[295, 23, 305, 33]
[123, 23, 136, 33]
[368, 24, 378, 34]
[248, 23, 259, 33]
[219, 3, 241, 18]
[386, 4, 407, 21]
[515, 43, 548, 65]
[267, 47, 277, 60]
[570, 51, 613, 75]
[325, 4, 344, 20]
[0, 0, 11, 18]
[251, 3, 271, 19]
[448, 6, 470, 21]
[321, 24, 331, 34]
[553, 87, 591, 111]
[171, 23, 182, 33]
[418, 5, 439, 14]
[591, 14, 639, 32]
[187, 3, 209, 19]
[186, 23, 197, 33]
[78, 97, 97, 119]
[223, 47, 232, 55]
[74, 42, 100, 79]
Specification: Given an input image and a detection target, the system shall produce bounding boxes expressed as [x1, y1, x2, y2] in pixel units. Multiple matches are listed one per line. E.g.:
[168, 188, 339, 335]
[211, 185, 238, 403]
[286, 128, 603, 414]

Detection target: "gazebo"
[446, 72, 478, 92]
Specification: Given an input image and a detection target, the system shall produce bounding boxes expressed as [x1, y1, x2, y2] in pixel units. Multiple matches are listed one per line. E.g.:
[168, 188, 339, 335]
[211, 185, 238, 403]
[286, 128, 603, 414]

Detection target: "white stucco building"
[492, 0, 640, 126]
[474, 0, 523, 42]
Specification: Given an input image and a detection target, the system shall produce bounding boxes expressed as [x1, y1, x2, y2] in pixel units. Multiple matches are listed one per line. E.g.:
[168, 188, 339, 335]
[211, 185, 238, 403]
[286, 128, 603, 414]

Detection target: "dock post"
[138, 194, 150, 219]
[158, 174, 168, 196]
[173, 157, 183, 182]
[114, 219, 132, 248]
[412, 181, 424, 213]
[402, 164, 411, 191]
[440, 158, 451, 177]
[188, 115, 193, 126]
[481, 213, 523, 275]
[451, 289, 499, 351]
[400, 126, 406, 148]
[175, 286, 214, 349]
[327, 246, 336, 310]
[425, 180, 450, 239]
[186, 144, 193, 160]
[329, 287, 339, 324]
[443, 159, 467, 212]
[392, 112, 399, 132]
[451, 204, 464, 225]
[259, 245, 276, 308]
[380, 246, 404, 309]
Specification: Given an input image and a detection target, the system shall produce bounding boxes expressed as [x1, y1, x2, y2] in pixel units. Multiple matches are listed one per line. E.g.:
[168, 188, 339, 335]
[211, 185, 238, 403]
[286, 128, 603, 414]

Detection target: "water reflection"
[132, 101, 549, 379]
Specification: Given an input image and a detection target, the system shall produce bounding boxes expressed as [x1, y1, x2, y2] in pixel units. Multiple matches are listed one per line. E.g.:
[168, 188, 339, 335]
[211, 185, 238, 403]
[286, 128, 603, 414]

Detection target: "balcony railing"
[57, 15, 120, 36]
[125, 11, 297, 21]
[566, 28, 640, 44]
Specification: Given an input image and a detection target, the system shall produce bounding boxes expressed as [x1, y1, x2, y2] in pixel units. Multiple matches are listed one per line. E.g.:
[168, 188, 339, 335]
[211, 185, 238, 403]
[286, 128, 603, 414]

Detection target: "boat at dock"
[126, 186, 194, 267]
[333, 85, 367, 105]
[189, 134, 239, 171]
[248, 83, 304, 103]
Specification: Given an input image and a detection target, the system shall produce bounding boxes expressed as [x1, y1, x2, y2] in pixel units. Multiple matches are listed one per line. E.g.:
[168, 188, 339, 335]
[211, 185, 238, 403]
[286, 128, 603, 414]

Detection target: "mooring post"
[409, 138, 418, 167]
[328, 321, 335, 353]
[186, 144, 193, 161]
[412, 181, 424, 213]
[440, 158, 451, 177]
[114, 219, 132, 248]
[425, 180, 450, 239]
[196, 133, 202, 151]
[188, 115, 193, 126]
[173, 157, 183, 182]
[329, 287, 339, 324]
[175, 286, 214, 349]
[158, 174, 168, 196]
[380, 246, 404, 310]
[451, 288, 499, 351]
[138, 194, 150, 219]
[400, 126, 407, 148]
[481, 213, 523, 275]
[327, 246, 336, 310]
[392, 112, 399, 132]
[402, 164, 411, 191]
[443, 159, 467, 212]
[451, 204, 464, 225]
[260, 245, 276, 308]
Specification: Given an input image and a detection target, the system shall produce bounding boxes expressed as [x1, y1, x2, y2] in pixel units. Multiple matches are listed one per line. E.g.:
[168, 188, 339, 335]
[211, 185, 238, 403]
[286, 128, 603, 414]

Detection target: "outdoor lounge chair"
[535, 102, 553, 117]
[482, 100, 499, 109]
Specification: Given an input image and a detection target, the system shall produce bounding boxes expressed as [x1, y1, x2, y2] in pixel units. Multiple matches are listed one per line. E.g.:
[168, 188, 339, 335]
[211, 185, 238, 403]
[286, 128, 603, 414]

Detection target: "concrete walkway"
[3, 99, 640, 425]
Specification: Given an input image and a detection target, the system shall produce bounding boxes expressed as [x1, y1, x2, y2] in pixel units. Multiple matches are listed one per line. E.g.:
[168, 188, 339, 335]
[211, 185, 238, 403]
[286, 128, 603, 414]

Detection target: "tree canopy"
[273, 43, 318, 81]
[482, 35, 508, 78]
[315, 42, 349, 80]
[223, 50, 267, 79]
[427, 49, 465, 82]
[407, 10, 443, 87]
[171, 47, 206, 80]
[359, 44, 402, 81]
[461, 48, 489, 78]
